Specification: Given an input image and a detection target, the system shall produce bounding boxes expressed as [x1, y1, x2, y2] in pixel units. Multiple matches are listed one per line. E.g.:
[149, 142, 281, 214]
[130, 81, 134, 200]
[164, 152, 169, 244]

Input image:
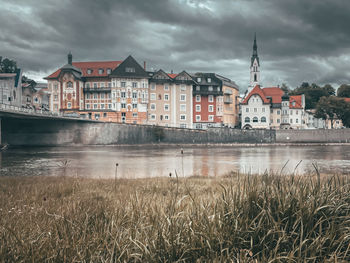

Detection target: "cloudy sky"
[1, 0, 350, 92]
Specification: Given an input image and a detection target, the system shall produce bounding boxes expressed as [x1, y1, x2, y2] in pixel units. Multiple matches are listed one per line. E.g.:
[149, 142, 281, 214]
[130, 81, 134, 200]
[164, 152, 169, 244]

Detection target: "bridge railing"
[0, 103, 63, 117]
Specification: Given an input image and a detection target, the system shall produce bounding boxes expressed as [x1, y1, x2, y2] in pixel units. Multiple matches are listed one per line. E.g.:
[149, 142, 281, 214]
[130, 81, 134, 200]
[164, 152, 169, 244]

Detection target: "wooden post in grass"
[115, 163, 119, 192]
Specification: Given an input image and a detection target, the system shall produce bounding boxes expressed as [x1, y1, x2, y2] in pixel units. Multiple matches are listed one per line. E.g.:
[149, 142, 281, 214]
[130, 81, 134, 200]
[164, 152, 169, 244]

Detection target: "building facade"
[148, 70, 194, 128]
[0, 69, 22, 107]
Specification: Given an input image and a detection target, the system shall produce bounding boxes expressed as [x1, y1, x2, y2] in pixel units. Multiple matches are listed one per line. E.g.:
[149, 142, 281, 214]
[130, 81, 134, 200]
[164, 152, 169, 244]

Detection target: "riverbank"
[1, 173, 350, 261]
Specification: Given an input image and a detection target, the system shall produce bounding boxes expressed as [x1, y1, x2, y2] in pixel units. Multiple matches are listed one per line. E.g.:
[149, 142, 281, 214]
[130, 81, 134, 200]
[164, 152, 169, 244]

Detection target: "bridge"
[0, 104, 96, 146]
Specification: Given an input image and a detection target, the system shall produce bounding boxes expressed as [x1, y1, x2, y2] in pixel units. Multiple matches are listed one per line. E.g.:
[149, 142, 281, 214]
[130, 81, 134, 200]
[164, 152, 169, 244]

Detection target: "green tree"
[280, 83, 290, 93]
[315, 96, 350, 128]
[337, 84, 350, 98]
[0, 57, 17, 73]
[290, 83, 334, 109]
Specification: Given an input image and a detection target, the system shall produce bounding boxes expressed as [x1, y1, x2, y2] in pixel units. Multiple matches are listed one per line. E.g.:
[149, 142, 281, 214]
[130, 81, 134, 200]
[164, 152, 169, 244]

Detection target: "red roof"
[242, 85, 270, 104]
[262, 87, 284, 104]
[289, 95, 303, 109]
[168, 73, 178, 79]
[343, 98, 350, 103]
[46, 60, 122, 79]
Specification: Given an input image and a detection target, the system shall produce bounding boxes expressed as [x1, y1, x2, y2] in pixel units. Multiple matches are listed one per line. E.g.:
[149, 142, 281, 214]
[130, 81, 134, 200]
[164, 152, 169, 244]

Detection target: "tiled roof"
[46, 60, 122, 79]
[262, 87, 284, 104]
[242, 85, 270, 104]
[343, 98, 350, 103]
[289, 95, 303, 109]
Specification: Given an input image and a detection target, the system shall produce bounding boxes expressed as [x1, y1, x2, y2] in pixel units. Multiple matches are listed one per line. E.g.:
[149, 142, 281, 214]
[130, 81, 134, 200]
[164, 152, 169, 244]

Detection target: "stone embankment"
[2, 117, 350, 146]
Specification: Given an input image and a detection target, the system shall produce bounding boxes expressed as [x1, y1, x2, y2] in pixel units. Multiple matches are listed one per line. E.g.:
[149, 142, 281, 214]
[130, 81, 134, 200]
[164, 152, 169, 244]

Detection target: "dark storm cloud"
[1, 0, 350, 90]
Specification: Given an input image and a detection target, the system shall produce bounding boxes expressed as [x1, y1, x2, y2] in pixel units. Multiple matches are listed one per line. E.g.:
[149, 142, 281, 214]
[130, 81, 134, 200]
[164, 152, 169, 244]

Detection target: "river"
[1, 145, 350, 178]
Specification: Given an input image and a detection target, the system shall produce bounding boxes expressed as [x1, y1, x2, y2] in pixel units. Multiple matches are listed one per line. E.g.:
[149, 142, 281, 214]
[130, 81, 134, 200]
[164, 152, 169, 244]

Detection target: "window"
[180, 94, 186, 101]
[121, 103, 126, 108]
[107, 93, 111, 99]
[132, 103, 137, 109]
[107, 68, 111, 74]
[101, 83, 105, 88]
[94, 104, 97, 109]
[133, 112, 138, 117]
[164, 104, 169, 111]
[196, 86, 200, 91]
[108, 104, 112, 109]
[67, 102, 72, 109]
[101, 104, 105, 109]
[262, 108, 265, 113]
[151, 84, 156, 90]
[94, 93, 98, 99]
[254, 108, 257, 113]
[86, 93, 90, 99]
[296, 111, 298, 115]
[164, 84, 169, 91]
[180, 104, 186, 111]
[150, 114, 156, 120]
[132, 92, 137, 99]
[245, 117, 250, 123]
[121, 92, 126, 98]
[86, 104, 90, 109]
[54, 84, 58, 91]
[132, 82, 137, 88]
[196, 95, 201, 102]
[121, 82, 126, 87]
[95, 114, 100, 120]
[261, 117, 266, 122]
[246, 108, 249, 113]
[207, 78, 211, 83]
[180, 114, 186, 120]
[208, 95, 214, 102]
[208, 105, 214, 112]
[164, 94, 169, 101]
[99, 68, 103, 74]
[180, 85, 186, 91]
[277, 119, 280, 123]
[253, 117, 258, 123]
[196, 115, 201, 121]
[101, 93, 105, 99]
[296, 118, 299, 123]
[158, 94, 162, 100]
[150, 93, 156, 100]
[87, 69, 92, 74]
[197, 77, 201, 82]
[196, 105, 201, 112]
[54, 95, 58, 101]
[103, 113, 107, 117]
[208, 86, 213, 91]
[180, 124, 187, 128]
[208, 115, 214, 121]
[125, 67, 135, 73]
[164, 115, 169, 120]
[290, 110, 293, 115]
[67, 82, 73, 88]
[150, 103, 156, 110]
[290, 119, 293, 123]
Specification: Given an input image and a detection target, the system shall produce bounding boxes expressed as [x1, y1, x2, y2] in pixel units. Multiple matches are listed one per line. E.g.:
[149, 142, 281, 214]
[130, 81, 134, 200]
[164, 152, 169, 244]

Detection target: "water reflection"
[1, 145, 350, 178]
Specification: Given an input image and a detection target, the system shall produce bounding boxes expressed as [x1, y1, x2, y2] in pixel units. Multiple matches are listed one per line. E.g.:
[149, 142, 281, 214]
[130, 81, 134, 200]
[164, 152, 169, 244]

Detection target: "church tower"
[248, 33, 260, 92]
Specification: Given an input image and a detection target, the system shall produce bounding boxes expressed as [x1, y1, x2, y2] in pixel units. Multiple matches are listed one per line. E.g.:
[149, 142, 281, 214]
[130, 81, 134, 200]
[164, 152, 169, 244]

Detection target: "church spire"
[251, 33, 259, 67]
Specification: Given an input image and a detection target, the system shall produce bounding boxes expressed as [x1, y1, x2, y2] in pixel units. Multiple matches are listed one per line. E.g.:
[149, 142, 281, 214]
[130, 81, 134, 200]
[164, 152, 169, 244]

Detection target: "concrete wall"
[276, 129, 350, 143]
[2, 117, 274, 146]
[2, 116, 350, 146]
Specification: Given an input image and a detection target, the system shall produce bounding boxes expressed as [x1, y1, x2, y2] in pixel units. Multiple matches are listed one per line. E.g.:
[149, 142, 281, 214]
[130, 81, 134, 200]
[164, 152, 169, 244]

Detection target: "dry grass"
[0, 172, 350, 262]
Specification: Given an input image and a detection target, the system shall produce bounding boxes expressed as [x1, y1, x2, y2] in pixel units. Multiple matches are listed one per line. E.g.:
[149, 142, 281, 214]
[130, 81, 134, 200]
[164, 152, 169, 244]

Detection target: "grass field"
[1, 172, 350, 262]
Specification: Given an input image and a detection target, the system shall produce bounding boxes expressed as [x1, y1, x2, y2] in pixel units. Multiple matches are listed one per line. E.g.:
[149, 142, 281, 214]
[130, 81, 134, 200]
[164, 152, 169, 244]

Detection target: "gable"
[110, 55, 149, 79]
[174, 71, 195, 84]
[152, 69, 172, 80]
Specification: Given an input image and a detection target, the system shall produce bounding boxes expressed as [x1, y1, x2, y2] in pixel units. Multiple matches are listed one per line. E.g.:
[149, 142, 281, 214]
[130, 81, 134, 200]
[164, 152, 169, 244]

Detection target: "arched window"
[245, 117, 250, 123]
[254, 74, 257, 82]
[253, 117, 258, 123]
[261, 117, 266, 122]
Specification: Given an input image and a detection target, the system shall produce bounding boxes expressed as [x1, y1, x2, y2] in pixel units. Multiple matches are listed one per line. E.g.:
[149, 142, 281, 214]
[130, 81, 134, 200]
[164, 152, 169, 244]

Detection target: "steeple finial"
[68, 52, 72, 65]
[251, 33, 259, 67]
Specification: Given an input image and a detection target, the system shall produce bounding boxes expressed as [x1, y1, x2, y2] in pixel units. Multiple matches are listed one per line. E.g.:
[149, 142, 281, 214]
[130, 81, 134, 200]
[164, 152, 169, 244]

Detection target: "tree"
[315, 96, 350, 128]
[0, 57, 17, 73]
[290, 83, 334, 109]
[280, 83, 290, 93]
[337, 84, 350, 98]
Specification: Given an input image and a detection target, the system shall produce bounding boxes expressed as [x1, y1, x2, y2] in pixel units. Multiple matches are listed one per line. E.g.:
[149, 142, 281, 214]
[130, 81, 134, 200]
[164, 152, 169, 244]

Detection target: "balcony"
[224, 98, 233, 104]
[224, 89, 232, 95]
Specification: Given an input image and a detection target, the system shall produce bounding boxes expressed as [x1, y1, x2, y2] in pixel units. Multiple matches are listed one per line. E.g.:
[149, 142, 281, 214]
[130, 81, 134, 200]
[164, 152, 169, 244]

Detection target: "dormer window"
[292, 101, 295, 106]
[125, 67, 135, 73]
[207, 78, 211, 83]
[197, 77, 201, 82]
[107, 68, 111, 74]
[208, 86, 213, 91]
[196, 86, 200, 91]
[99, 68, 104, 74]
[87, 69, 92, 74]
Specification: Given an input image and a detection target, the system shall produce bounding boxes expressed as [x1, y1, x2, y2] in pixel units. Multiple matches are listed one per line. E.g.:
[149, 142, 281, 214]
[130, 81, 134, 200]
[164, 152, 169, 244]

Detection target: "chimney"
[68, 52, 72, 65]
[143, 61, 146, 70]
